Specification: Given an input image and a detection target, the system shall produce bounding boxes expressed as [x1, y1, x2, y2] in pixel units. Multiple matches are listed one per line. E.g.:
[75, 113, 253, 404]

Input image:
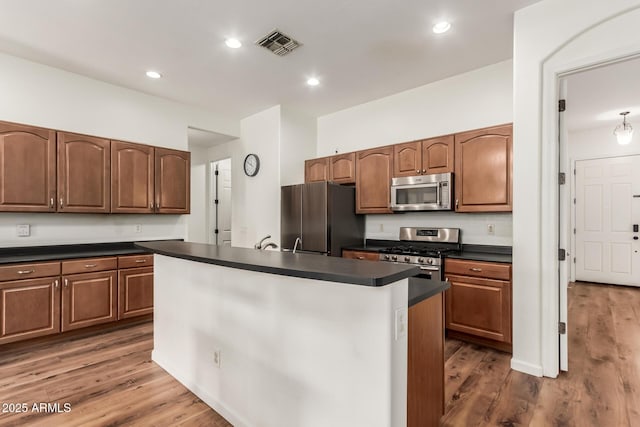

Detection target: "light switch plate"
[16, 224, 30, 237]
[395, 307, 408, 340]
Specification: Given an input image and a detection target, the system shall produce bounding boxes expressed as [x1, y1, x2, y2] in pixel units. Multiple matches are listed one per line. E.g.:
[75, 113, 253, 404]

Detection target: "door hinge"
[559, 99, 566, 112]
[558, 248, 566, 261]
[573, 228, 576, 235]
[214, 170, 219, 176]
[573, 198, 576, 205]
[214, 199, 219, 205]
[214, 229, 219, 234]
[573, 257, 576, 264]
[559, 322, 566, 334]
[559, 172, 566, 185]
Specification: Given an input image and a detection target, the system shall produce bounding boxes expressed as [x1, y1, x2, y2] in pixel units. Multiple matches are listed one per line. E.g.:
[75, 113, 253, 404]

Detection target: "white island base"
[152, 254, 409, 427]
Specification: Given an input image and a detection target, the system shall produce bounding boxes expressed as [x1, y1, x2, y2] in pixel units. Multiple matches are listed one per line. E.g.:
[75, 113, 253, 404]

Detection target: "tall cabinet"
[0, 121, 56, 212]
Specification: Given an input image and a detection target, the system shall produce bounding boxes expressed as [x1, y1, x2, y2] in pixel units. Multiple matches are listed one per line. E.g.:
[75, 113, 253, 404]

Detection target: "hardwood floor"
[442, 281, 640, 427]
[0, 321, 231, 427]
[1, 281, 638, 426]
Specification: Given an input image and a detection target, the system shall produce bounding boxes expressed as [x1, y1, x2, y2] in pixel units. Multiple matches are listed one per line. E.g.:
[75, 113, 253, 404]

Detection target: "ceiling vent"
[255, 29, 301, 56]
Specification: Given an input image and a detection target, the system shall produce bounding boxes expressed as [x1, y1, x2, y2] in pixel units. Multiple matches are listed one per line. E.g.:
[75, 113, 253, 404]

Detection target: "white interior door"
[210, 158, 232, 246]
[575, 155, 640, 286]
[558, 84, 569, 371]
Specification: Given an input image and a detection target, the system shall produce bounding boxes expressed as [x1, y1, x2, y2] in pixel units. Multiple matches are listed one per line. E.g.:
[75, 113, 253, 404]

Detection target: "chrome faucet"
[254, 235, 272, 250]
[262, 242, 279, 250]
[293, 237, 301, 254]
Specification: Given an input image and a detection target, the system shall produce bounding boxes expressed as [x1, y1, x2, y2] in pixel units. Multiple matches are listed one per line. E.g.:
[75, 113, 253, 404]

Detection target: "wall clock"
[243, 153, 260, 177]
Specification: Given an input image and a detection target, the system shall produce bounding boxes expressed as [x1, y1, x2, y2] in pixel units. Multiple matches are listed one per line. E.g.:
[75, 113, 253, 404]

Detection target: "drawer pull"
[357, 256, 364, 260]
[17, 270, 35, 275]
[470, 267, 483, 272]
[54, 279, 59, 288]
[135, 259, 147, 263]
[84, 264, 97, 268]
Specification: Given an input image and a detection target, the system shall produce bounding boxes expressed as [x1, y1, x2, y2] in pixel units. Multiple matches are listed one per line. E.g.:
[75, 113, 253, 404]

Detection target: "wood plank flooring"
[1, 281, 638, 426]
[442, 281, 640, 427]
[0, 322, 231, 427]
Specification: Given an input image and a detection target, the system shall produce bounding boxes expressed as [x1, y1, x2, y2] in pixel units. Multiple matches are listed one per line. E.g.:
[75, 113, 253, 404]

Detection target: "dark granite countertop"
[447, 244, 512, 263]
[0, 241, 161, 265]
[136, 241, 421, 287]
[408, 278, 449, 307]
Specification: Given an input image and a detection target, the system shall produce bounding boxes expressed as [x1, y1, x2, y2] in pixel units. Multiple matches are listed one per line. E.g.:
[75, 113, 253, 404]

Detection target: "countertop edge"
[408, 278, 450, 307]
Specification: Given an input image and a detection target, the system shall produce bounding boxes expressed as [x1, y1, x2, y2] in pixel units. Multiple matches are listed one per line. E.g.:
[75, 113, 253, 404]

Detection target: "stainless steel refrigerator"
[281, 182, 365, 256]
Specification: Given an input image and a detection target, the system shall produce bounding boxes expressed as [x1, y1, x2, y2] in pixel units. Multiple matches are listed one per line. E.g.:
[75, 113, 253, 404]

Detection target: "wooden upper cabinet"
[393, 141, 421, 177]
[422, 135, 454, 175]
[0, 121, 56, 212]
[393, 136, 454, 177]
[57, 132, 110, 213]
[329, 153, 356, 184]
[355, 146, 393, 214]
[111, 141, 154, 213]
[305, 157, 330, 183]
[155, 148, 190, 214]
[454, 124, 512, 212]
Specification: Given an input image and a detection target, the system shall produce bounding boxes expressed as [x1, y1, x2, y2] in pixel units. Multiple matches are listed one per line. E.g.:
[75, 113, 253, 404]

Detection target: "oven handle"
[436, 182, 441, 206]
[419, 266, 440, 271]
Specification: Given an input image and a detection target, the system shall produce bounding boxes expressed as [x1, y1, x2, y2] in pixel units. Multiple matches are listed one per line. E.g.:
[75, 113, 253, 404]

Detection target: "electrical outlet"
[16, 224, 30, 237]
[395, 307, 408, 340]
[213, 350, 221, 368]
[135, 224, 142, 233]
[487, 224, 495, 235]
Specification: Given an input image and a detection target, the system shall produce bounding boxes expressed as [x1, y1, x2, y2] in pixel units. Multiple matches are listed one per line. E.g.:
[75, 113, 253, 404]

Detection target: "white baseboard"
[510, 358, 544, 377]
[151, 350, 249, 427]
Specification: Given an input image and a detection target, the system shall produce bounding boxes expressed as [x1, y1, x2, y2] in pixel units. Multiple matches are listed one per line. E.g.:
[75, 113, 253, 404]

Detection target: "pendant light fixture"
[613, 111, 633, 145]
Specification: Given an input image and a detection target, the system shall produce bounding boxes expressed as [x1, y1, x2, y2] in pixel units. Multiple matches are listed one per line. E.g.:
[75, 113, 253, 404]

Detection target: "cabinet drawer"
[445, 259, 511, 280]
[118, 254, 154, 269]
[0, 261, 61, 282]
[61, 257, 117, 275]
[342, 250, 379, 261]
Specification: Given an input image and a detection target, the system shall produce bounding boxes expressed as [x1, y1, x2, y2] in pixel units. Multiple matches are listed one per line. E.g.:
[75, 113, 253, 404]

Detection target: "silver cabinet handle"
[455, 199, 459, 210]
[150, 202, 153, 209]
[50, 197, 54, 208]
[54, 279, 59, 288]
[59, 197, 64, 209]
[84, 264, 97, 268]
[357, 256, 364, 260]
[416, 170, 420, 174]
[422, 169, 426, 173]
[17, 269, 35, 274]
[64, 279, 69, 287]
[135, 259, 147, 263]
[470, 267, 482, 272]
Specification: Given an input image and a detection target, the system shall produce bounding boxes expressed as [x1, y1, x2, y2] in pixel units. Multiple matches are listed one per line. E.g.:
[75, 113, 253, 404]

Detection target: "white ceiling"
[565, 56, 640, 132]
[0, 0, 540, 120]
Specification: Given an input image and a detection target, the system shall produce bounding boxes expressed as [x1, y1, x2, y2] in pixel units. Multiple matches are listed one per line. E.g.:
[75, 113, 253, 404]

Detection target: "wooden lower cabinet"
[118, 267, 154, 319]
[408, 292, 445, 427]
[61, 270, 118, 332]
[342, 249, 379, 261]
[0, 276, 61, 344]
[444, 259, 512, 350]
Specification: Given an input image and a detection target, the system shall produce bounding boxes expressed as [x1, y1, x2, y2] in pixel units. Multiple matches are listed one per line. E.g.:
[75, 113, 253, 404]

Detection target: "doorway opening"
[210, 158, 232, 245]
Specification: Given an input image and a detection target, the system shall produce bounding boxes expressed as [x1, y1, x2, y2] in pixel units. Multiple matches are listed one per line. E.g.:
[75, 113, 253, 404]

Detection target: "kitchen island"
[135, 241, 446, 427]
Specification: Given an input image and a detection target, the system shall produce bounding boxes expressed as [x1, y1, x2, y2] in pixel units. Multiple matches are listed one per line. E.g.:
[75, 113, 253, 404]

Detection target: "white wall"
[317, 60, 514, 245]
[569, 124, 640, 161]
[0, 52, 239, 248]
[280, 107, 317, 186]
[513, 0, 640, 377]
[187, 145, 210, 243]
[317, 60, 513, 156]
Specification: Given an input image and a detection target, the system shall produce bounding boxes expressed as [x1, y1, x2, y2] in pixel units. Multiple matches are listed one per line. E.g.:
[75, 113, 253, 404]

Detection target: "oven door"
[415, 265, 441, 281]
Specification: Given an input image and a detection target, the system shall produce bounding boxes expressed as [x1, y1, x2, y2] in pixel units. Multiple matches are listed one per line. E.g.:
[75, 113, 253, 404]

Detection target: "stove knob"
[427, 258, 434, 265]
[383, 255, 390, 260]
[391, 255, 398, 261]
[404, 256, 411, 262]
[417, 258, 424, 263]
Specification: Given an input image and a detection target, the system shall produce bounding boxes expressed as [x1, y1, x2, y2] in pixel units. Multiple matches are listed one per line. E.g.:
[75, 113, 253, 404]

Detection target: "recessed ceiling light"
[146, 70, 162, 79]
[432, 21, 451, 34]
[225, 38, 242, 49]
[307, 77, 320, 86]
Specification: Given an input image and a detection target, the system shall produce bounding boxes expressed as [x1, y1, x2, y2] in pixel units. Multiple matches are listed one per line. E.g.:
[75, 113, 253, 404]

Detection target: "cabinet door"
[305, 157, 330, 183]
[393, 141, 421, 177]
[0, 121, 56, 212]
[422, 135, 454, 175]
[155, 148, 190, 214]
[0, 277, 60, 344]
[57, 132, 111, 213]
[118, 267, 153, 319]
[355, 146, 393, 213]
[454, 124, 512, 212]
[61, 271, 117, 331]
[329, 153, 356, 183]
[445, 274, 511, 344]
[111, 141, 154, 213]
[342, 250, 379, 261]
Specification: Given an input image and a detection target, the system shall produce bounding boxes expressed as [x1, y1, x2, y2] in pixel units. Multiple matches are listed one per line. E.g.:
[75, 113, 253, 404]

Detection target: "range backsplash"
[365, 211, 512, 246]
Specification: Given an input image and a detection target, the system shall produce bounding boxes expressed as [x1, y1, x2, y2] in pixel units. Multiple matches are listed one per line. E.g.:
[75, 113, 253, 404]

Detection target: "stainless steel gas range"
[378, 227, 461, 281]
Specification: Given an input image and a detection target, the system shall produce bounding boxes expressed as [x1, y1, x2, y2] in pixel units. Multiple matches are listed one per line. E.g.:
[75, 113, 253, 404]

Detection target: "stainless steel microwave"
[390, 172, 453, 211]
